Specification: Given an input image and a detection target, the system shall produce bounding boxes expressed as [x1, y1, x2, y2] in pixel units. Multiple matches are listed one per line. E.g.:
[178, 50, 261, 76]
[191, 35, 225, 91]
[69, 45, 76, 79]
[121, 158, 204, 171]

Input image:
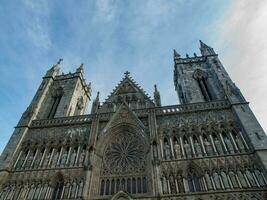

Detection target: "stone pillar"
[30, 149, 39, 168]
[39, 148, 47, 168]
[219, 132, 228, 153]
[47, 148, 55, 167]
[56, 147, 64, 166]
[13, 150, 23, 169]
[75, 145, 81, 166]
[160, 139, 164, 159]
[209, 134, 218, 155]
[189, 136, 196, 157]
[229, 131, 239, 152]
[66, 147, 73, 166]
[199, 135, 207, 155]
[169, 138, 174, 159]
[179, 137, 185, 158]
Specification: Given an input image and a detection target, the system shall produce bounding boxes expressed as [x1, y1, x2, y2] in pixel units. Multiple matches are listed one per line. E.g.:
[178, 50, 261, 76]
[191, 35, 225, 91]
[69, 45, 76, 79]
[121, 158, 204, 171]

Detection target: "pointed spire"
[199, 40, 215, 56]
[76, 63, 84, 73]
[173, 49, 180, 59]
[91, 91, 100, 114]
[154, 84, 161, 107]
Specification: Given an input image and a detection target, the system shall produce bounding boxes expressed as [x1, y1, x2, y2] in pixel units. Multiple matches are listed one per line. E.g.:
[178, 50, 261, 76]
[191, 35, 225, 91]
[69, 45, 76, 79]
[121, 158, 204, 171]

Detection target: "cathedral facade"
[0, 41, 267, 200]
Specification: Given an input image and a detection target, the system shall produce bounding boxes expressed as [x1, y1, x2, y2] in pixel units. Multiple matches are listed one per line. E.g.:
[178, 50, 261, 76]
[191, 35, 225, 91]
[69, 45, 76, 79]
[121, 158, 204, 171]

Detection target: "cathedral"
[0, 41, 267, 200]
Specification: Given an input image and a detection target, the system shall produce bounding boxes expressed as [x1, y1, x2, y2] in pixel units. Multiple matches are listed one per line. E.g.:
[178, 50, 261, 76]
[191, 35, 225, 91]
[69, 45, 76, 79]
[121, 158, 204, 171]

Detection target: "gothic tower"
[0, 44, 267, 200]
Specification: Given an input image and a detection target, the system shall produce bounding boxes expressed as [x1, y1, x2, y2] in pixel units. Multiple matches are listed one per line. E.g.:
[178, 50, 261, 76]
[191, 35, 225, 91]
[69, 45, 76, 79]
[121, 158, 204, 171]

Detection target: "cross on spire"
[124, 71, 130, 77]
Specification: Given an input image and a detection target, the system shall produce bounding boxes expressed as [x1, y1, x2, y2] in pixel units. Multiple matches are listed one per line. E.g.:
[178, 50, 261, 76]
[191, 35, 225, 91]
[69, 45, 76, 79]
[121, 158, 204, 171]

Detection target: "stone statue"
[169, 175, 176, 193]
[194, 140, 202, 157]
[254, 169, 265, 186]
[173, 140, 181, 159]
[213, 172, 221, 189]
[70, 150, 77, 166]
[229, 170, 239, 188]
[177, 175, 185, 193]
[220, 171, 230, 189]
[204, 172, 213, 190]
[184, 140, 192, 158]
[204, 137, 213, 156]
[237, 170, 248, 188]
[214, 137, 223, 155]
[224, 137, 234, 153]
[79, 149, 86, 166]
[245, 169, 257, 187]
[60, 151, 68, 166]
[164, 141, 171, 160]
[162, 176, 168, 194]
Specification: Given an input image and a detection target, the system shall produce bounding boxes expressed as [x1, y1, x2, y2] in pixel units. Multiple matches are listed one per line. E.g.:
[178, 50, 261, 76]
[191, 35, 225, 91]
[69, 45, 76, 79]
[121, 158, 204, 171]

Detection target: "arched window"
[132, 178, 136, 194]
[48, 87, 63, 119]
[52, 176, 64, 200]
[193, 69, 213, 101]
[100, 180, 105, 196]
[116, 179, 120, 193]
[105, 180, 110, 195]
[127, 178, 131, 193]
[137, 177, 142, 193]
[111, 179, 115, 195]
[142, 177, 147, 193]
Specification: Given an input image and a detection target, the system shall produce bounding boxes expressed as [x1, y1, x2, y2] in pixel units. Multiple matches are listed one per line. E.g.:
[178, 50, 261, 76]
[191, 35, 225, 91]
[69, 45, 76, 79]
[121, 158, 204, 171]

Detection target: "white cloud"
[216, 0, 267, 132]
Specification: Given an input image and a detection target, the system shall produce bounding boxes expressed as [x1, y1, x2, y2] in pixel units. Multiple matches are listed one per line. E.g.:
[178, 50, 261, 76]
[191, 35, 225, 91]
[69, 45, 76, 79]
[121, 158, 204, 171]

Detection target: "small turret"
[45, 58, 62, 78]
[153, 84, 161, 107]
[199, 40, 215, 56]
[91, 91, 100, 114]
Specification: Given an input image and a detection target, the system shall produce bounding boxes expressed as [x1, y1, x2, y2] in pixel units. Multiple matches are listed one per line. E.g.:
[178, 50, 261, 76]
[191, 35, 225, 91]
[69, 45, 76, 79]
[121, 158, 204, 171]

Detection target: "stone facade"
[0, 42, 267, 200]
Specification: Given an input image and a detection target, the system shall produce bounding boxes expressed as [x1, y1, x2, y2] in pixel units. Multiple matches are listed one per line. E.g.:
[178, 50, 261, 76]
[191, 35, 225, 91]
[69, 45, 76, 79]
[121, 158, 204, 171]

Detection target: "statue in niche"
[254, 169, 265, 186]
[177, 175, 185, 193]
[213, 171, 221, 189]
[204, 137, 213, 156]
[162, 176, 168, 194]
[169, 175, 176, 193]
[220, 171, 230, 189]
[79, 149, 86, 166]
[224, 136, 234, 153]
[25, 152, 34, 169]
[164, 141, 171, 160]
[184, 139, 192, 158]
[33, 151, 42, 168]
[51, 151, 59, 167]
[60, 150, 68, 166]
[237, 170, 248, 188]
[194, 139, 202, 157]
[214, 136, 223, 155]
[173, 140, 181, 159]
[229, 170, 239, 188]
[245, 168, 257, 187]
[204, 171, 213, 190]
[70, 149, 77, 166]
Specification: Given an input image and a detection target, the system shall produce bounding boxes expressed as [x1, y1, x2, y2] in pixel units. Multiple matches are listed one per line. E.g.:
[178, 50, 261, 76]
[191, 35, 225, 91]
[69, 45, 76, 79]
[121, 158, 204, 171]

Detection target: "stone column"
[60, 185, 66, 199]
[30, 149, 39, 168]
[66, 147, 73, 166]
[229, 131, 239, 152]
[169, 138, 174, 159]
[209, 134, 218, 155]
[227, 174, 233, 189]
[56, 147, 64, 166]
[22, 150, 31, 168]
[179, 137, 185, 158]
[199, 135, 207, 155]
[47, 148, 55, 167]
[252, 172, 260, 187]
[13, 150, 23, 169]
[39, 148, 47, 168]
[219, 132, 228, 153]
[189, 136, 196, 157]
[75, 145, 81, 166]
[160, 139, 164, 159]
[235, 174, 242, 188]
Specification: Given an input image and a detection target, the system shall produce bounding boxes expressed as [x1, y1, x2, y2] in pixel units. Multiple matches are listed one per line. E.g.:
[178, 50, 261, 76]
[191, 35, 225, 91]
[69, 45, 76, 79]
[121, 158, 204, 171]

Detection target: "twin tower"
[0, 41, 266, 200]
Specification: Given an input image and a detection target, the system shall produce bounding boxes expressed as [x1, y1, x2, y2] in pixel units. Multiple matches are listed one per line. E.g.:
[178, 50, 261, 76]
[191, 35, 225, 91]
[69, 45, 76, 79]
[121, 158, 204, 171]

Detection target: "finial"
[76, 63, 84, 73]
[124, 71, 130, 77]
[57, 58, 63, 65]
[173, 49, 180, 58]
[154, 84, 158, 91]
[186, 54, 189, 58]
[194, 53, 197, 57]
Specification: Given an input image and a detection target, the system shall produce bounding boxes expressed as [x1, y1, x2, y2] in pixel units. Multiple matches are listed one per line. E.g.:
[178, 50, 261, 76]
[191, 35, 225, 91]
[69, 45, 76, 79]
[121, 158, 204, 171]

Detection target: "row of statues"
[100, 177, 147, 196]
[161, 168, 266, 194]
[0, 180, 84, 200]
[158, 131, 247, 160]
[14, 145, 88, 170]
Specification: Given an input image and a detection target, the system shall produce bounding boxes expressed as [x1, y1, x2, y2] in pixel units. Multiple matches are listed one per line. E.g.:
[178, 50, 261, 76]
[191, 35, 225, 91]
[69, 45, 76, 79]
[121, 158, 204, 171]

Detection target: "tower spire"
[199, 40, 215, 56]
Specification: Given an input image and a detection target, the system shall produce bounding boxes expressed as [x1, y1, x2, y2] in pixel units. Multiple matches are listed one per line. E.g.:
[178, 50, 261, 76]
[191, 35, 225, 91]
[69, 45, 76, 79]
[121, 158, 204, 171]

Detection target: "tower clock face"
[102, 131, 147, 175]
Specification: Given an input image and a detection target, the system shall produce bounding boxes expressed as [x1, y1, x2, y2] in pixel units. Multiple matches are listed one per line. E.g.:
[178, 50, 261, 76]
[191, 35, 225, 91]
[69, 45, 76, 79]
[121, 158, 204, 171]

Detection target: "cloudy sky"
[0, 0, 267, 153]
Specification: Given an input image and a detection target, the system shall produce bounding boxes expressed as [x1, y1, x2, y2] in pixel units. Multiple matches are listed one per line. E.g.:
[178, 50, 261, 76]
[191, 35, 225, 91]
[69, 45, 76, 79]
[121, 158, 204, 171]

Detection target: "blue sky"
[1, 0, 267, 153]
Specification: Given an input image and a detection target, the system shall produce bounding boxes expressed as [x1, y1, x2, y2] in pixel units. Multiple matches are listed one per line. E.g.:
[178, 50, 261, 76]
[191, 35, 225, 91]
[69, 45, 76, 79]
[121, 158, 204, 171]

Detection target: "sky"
[0, 0, 267, 153]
